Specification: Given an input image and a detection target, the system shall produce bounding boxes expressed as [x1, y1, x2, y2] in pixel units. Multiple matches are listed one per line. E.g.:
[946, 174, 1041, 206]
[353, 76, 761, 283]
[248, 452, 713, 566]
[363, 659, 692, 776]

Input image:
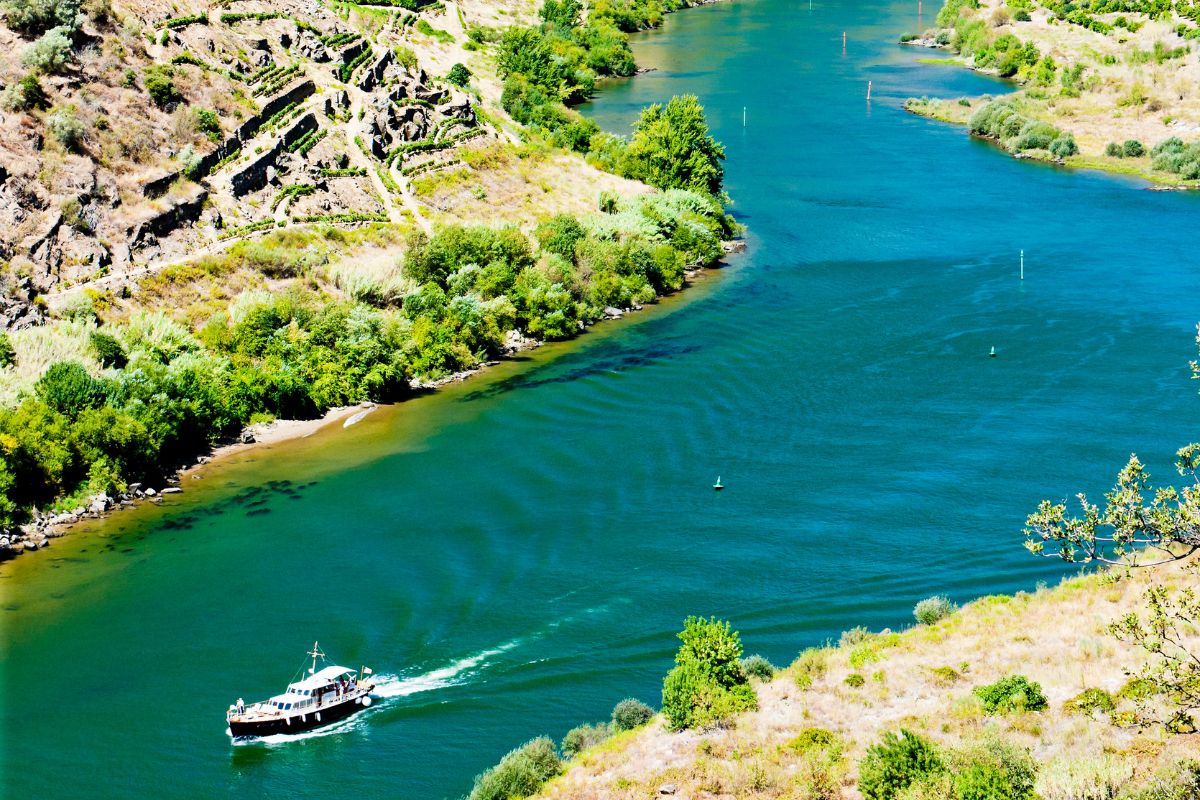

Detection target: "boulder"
[240, 430, 256, 444]
[144, 488, 157, 497]
[161, 487, 182, 494]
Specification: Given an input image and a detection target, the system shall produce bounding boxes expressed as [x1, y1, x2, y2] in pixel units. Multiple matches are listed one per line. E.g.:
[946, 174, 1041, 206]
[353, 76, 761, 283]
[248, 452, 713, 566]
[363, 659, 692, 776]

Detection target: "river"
[3, 0, 1199, 797]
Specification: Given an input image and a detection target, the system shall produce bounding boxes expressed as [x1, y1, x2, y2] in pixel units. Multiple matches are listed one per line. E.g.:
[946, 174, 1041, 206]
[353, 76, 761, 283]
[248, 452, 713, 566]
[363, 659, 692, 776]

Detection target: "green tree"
[446, 62, 471, 87]
[143, 65, 179, 107]
[661, 616, 757, 730]
[622, 95, 725, 197]
[4, 0, 81, 36]
[36, 362, 107, 415]
[858, 729, 944, 800]
[21, 25, 72, 73]
[539, 0, 581, 29]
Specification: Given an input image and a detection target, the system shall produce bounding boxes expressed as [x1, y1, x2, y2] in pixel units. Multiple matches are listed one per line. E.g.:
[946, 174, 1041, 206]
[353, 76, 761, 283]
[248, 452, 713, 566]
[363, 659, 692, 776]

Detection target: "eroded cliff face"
[0, 0, 508, 309]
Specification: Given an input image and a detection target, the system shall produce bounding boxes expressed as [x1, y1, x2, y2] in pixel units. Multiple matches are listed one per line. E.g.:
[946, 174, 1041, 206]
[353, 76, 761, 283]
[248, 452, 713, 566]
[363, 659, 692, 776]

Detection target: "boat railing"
[227, 685, 370, 721]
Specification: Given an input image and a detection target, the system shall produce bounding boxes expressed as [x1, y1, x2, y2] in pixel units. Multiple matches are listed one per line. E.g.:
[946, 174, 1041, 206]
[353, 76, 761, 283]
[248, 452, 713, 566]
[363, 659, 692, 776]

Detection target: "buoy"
[362, 696, 372, 707]
[989, 346, 997, 358]
[867, 80, 872, 101]
[713, 476, 724, 491]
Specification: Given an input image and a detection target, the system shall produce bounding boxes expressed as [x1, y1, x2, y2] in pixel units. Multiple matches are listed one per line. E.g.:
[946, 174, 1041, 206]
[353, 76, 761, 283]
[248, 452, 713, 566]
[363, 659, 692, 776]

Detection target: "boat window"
[285, 703, 292, 710]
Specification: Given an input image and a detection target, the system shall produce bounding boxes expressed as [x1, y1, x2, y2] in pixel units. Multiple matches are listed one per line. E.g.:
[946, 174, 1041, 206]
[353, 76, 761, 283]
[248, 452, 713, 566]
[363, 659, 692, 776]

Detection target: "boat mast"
[308, 641, 325, 674]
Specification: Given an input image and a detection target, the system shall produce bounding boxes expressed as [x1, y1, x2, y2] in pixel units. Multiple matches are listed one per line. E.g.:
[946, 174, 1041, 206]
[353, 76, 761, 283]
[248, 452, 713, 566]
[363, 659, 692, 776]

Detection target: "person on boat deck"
[236, 698, 244, 715]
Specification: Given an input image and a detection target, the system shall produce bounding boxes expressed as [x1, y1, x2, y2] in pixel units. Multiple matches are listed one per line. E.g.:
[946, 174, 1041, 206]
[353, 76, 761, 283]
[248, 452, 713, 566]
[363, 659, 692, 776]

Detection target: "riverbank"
[905, 0, 1200, 187]
[0, 239, 742, 563]
[534, 560, 1200, 800]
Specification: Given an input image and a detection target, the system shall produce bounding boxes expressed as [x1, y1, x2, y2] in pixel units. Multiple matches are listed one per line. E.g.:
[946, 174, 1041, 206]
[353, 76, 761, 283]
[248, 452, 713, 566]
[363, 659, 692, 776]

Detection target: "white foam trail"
[372, 640, 520, 699]
[229, 640, 524, 746]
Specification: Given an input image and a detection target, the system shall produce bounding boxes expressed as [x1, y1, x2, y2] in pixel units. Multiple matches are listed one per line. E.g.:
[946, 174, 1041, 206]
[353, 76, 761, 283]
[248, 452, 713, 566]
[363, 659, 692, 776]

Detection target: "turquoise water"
[4, 1, 1199, 797]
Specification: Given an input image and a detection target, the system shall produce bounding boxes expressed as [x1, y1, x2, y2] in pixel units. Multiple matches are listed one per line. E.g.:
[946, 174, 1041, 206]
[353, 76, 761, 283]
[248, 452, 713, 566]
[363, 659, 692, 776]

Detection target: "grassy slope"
[541, 561, 1200, 799]
[908, 0, 1200, 186]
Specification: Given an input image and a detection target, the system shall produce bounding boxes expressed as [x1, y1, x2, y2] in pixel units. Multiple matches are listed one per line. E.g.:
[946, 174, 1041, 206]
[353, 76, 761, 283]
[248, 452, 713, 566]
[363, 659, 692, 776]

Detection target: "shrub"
[1106, 142, 1124, 158]
[787, 727, 840, 754]
[47, 105, 84, 151]
[928, 666, 961, 685]
[845, 673, 866, 688]
[740, 654, 776, 680]
[1035, 754, 1133, 800]
[661, 616, 757, 731]
[611, 698, 653, 730]
[858, 729, 944, 800]
[21, 26, 73, 74]
[143, 65, 179, 107]
[193, 108, 220, 141]
[36, 361, 107, 415]
[950, 736, 1037, 800]
[446, 62, 470, 87]
[1123, 139, 1145, 158]
[1063, 687, 1115, 717]
[0, 333, 15, 368]
[3, 73, 49, 111]
[1049, 134, 1078, 158]
[1117, 676, 1159, 701]
[560, 722, 610, 758]
[974, 675, 1048, 714]
[89, 331, 127, 369]
[792, 647, 829, 690]
[840, 626, 873, 647]
[4, 0, 81, 36]
[468, 737, 561, 800]
[914, 595, 957, 625]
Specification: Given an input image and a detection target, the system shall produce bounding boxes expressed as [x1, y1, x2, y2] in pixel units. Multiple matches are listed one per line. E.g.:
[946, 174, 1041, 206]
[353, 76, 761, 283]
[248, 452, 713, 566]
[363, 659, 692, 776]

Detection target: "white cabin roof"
[289, 665, 356, 690]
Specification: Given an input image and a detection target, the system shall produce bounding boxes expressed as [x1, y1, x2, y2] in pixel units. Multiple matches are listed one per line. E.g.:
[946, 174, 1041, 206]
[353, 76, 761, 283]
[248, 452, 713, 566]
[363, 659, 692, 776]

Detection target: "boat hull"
[228, 694, 372, 738]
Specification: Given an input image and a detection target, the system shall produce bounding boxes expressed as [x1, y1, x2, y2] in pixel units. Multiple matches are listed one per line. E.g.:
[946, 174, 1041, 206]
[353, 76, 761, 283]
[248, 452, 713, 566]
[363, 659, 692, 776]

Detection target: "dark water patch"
[245, 508, 271, 517]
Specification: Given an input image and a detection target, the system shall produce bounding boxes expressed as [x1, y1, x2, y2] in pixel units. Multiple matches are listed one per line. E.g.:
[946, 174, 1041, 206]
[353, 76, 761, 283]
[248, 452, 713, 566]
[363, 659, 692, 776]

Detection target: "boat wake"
[372, 639, 520, 698]
[230, 640, 522, 746]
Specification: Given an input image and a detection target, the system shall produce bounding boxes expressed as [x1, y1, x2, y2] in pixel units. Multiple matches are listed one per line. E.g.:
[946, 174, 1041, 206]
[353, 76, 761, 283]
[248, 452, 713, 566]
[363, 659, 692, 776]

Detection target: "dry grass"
[540, 562, 1200, 800]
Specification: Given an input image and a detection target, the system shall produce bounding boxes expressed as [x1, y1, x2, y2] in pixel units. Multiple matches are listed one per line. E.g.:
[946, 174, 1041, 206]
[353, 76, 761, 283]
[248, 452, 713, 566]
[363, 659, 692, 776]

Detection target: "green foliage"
[1110, 563, 1200, 732]
[161, 13, 207, 29]
[1150, 137, 1200, 179]
[560, 722, 611, 757]
[839, 626, 873, 647]
[1063, 687, 1115, 717]
[1049, 134, 1078, 158]
[787, 727, 840, 754]
[3, 0, 81, 36]
[845, 673, 866, 688]
[143, 65, 179, 107]
[47, 105, 84, 151]
[446, 62, 470, 87]
[393, 44, 418, 70]
[973, 675, 1048, 715]
[969, 100, 1073, 156]
[21, 25, 72, 74]
[859, 729, 944, 800]
[792, 647, 829, 690]
[193, 108, 221, 142]
[914, 595, 957, 625]
[622, 95, 725, 196]
[89, 331, 127, 369]
[740, 654, 776, 681]
[36, 362, 107, 415]
[936, 0, 979, 29]
[0, 334, 15, 368]
[1123, 139, 1146, 158]
[3, 72, 49, 111]
[949, 736, 1037, 800]
[611, 697, 654, 730]
[468, 737, 561, 800]
[661, 616, 757, 730]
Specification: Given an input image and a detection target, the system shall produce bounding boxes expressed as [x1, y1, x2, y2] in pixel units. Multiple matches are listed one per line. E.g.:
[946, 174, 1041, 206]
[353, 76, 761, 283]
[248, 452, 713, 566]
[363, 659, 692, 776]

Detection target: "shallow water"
[3, 1, 1199, 797]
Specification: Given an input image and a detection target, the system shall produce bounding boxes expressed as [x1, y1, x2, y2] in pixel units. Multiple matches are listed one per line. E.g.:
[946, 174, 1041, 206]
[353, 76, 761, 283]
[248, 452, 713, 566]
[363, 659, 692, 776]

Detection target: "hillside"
[527, 561, 1200, 800]
[905, 0, 1200, 185]
[0, 0, 738, 557]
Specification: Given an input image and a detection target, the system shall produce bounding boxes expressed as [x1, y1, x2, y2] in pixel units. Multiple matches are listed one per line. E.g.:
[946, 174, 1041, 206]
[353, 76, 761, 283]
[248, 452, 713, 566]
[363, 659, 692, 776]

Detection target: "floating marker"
[743, 106, 747, 127]
[867, 80, 873, 101]
[843, 31, 847, 51]
[1020, 249, 1025, 280]
[989, 346, 997, 358]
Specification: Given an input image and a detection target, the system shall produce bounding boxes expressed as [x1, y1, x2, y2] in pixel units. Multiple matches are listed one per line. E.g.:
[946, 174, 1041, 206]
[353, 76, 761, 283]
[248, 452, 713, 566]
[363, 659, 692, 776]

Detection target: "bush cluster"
[661, 616, 757, 730]
[969, 100, 1076, 157]
[468, 737, 561, 800]
[1151, 137, 1200, 179]
[740, 654, 776, 680]
[610, 697, 654, 730]
[913, 595, 957, 625]
[973, 674, 1048, 714]
[858, 729, 1036, 800]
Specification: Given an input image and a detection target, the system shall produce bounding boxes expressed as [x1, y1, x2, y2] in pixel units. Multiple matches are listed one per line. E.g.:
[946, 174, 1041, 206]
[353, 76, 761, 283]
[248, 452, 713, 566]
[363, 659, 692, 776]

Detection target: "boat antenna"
[308, 641, 325, 675]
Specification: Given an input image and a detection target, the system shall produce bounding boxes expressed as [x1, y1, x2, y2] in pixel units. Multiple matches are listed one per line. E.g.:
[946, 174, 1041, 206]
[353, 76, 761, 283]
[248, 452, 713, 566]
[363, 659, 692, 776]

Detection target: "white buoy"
[1020, 249, 1024, 281]
[989, 346, 997, 358]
